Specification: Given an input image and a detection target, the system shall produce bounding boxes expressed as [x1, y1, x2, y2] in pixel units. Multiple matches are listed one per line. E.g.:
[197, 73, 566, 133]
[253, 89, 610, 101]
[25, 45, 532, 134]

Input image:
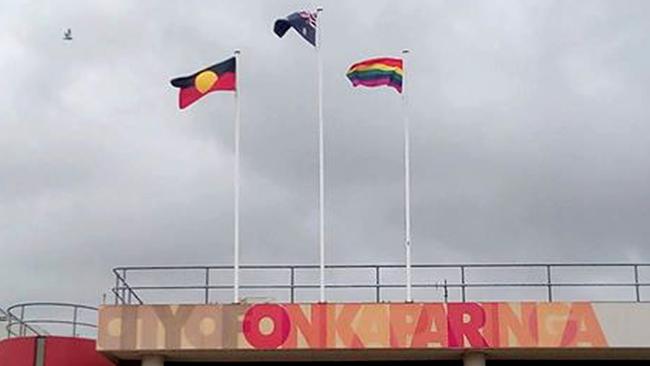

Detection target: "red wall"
[0, 336, 115, 366]
[44, 337, 114, 366]
[0, 337, 36, 366]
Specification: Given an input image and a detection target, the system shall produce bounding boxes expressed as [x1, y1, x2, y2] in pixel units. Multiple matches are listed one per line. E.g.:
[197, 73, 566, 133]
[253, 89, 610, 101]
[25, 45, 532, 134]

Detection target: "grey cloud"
[1, 0, 650, 307]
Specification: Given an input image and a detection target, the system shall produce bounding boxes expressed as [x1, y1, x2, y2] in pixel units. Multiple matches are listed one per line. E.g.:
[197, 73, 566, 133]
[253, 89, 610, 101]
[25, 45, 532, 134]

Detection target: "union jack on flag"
[274, 10, 318, 47]
[298, 11, 318, 29]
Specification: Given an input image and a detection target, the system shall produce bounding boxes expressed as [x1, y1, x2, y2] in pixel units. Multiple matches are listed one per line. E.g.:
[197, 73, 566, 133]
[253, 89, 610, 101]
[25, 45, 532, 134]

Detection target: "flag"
[346, 57, 403, 93]
[274, 11, 317, 47]
[170, 57, 236, 109]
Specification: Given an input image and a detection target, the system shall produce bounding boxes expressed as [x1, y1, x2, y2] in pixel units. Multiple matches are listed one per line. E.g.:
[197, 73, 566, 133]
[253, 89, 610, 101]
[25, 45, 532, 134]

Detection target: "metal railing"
[111, 263, 650, 305]
[5, 303, 98, 338]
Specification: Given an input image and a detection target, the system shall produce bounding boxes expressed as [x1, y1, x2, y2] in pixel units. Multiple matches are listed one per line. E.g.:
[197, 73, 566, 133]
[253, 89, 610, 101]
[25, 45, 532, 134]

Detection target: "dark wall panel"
[166, 362, 461, 366]
[490, 362, 649, 365]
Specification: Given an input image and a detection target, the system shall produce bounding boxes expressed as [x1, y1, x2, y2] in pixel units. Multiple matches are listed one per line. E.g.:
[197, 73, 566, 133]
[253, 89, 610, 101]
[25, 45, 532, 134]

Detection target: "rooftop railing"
[5, 303, 97, 338]
[111, 263, 650, 305]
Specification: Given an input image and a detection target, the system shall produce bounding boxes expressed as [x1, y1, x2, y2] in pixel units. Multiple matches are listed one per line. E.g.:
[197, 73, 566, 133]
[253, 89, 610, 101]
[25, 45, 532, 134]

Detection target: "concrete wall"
[99, 302, 650, 364]
[98, 302, 649, 352]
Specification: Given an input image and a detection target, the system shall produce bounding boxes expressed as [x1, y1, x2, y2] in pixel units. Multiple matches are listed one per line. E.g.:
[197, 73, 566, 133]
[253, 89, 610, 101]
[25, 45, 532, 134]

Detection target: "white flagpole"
[233, 49, 241, 303]
[402, 49, 412, 303]
[316, 6, 325, 303]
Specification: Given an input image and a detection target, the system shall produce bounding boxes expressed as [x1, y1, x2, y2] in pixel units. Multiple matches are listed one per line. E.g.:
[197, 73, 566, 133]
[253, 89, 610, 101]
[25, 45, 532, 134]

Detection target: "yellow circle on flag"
[195, 71, 218, 93]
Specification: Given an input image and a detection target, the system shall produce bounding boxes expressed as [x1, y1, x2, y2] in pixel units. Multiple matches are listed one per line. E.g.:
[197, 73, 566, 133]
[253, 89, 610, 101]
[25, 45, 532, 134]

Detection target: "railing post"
[290, 267, 295, 303]
[460, 266, 467, 302]
[205, 268, 210, 304]
[546, 265, 553, 302]
[634, 265, 641, 302]
[375, 266, 381, 303]
[122, 269, 127, 305]
[5, 313, 11, 338]
[72, 306, 78, 337]
[114, 272, 120, 305]
[19, 306, 25, 336]
[443, 279, 449, 303]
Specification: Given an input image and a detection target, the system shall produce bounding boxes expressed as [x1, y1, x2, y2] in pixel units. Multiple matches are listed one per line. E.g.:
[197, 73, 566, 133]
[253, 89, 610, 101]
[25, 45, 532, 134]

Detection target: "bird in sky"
[63, 28, 73, 41]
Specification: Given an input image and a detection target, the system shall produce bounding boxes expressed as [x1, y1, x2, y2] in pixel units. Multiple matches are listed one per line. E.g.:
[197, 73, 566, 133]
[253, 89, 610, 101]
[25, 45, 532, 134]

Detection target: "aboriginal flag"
[170, 57, 236, 109]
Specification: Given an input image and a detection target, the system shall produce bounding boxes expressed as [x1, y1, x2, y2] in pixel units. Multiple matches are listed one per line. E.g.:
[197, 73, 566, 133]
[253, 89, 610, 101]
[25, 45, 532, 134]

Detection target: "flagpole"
[316, 6, 325, 303]
[402, 49, 412, 303]
[233, 49, 241, 304]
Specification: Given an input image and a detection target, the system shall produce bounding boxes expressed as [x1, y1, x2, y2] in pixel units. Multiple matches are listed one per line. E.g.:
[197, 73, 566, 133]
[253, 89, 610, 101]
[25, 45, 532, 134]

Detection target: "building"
[3, 263, 650, 365]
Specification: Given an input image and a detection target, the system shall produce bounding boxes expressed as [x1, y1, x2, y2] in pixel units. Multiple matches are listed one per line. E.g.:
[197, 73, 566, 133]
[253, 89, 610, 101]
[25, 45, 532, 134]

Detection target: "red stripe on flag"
[349, 57, 402, 70]
[178, 72, 236, 109]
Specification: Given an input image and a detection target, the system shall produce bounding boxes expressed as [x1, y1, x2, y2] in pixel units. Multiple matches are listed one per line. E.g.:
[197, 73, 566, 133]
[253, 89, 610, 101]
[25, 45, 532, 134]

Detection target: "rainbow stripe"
[346, 57, 403, 93]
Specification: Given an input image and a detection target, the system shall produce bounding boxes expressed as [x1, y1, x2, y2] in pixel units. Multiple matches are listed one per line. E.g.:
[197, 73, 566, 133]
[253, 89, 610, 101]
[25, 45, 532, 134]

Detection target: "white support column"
[142, 355, 164, 366]
[316, 5, 326, 303]
[233, 49, 241, 304]
[402, 49, 412, 303]
[463, 352, 486, 366]
[34, 337, 45, 366]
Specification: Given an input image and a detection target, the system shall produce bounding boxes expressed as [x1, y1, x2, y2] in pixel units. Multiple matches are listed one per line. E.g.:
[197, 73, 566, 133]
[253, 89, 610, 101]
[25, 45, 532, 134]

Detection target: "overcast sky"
[1, 0, 650, 308]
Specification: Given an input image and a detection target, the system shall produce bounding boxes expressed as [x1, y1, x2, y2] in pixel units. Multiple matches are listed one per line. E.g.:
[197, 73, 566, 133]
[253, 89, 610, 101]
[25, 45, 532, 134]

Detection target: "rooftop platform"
[98, 262, 650, 365]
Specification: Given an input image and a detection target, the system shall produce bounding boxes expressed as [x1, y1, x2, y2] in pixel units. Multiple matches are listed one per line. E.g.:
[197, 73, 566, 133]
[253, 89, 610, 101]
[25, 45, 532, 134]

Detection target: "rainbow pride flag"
[346, 57, 403, 93]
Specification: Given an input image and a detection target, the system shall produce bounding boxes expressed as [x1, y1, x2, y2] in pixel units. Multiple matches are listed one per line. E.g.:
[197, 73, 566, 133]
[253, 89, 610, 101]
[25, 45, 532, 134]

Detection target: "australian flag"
[274, 10, 318, 47]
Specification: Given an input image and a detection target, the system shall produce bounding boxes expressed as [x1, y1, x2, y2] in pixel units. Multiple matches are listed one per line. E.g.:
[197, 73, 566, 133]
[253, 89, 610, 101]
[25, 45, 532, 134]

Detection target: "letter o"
[242, 304, 291, 349]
